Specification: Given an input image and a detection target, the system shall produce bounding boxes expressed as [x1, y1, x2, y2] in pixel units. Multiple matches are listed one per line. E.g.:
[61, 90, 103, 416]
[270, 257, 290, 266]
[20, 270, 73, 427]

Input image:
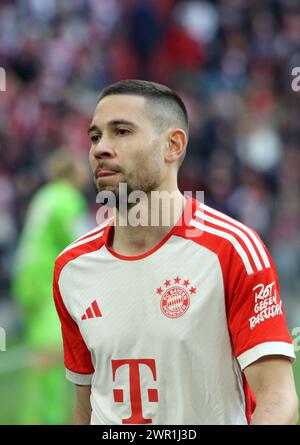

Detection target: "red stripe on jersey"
[197, 217, 257, 273]
[70, 229, 101, 245]
[198, 204, 270, 271]
[194, 207, 265, 274]
[91, 300, 102, 317]
[56, 235, 105, 278]
[86, 307, 93, 319]
[70, 224, 109, 245]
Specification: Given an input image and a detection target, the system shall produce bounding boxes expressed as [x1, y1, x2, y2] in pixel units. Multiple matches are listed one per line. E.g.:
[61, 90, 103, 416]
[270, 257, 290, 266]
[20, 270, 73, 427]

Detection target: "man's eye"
[91, 135, 100, 143]
[116, 128, 130, 136]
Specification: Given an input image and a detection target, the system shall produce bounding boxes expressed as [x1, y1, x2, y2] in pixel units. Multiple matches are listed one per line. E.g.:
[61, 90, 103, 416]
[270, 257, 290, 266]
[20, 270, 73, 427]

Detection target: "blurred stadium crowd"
[0, 0, 300, 333]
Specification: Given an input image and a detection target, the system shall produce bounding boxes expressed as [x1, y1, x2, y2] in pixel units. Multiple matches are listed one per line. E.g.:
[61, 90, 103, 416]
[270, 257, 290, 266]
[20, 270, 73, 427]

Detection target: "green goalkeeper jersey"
[12, 179, 88, 348]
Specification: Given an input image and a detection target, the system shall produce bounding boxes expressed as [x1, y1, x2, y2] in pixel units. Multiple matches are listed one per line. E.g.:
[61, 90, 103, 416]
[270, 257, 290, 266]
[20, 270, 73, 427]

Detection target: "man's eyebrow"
[87, 124, 99, 135]
[108, 119, 138, 128]
[88, 120, 138, 135]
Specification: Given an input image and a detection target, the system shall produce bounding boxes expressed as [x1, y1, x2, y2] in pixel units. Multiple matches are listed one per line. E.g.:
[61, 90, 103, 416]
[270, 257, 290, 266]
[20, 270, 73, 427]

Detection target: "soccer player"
[13, 149, 89, 424]
[53, 80, 298, 425]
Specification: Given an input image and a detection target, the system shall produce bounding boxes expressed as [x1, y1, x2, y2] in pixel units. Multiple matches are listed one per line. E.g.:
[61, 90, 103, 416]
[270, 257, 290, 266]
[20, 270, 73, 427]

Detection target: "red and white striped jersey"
[53, 197, 295, 425]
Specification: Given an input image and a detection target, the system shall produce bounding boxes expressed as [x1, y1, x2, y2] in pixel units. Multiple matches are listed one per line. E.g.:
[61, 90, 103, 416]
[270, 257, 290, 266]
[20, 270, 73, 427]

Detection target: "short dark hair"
[97, 79, 189, 137]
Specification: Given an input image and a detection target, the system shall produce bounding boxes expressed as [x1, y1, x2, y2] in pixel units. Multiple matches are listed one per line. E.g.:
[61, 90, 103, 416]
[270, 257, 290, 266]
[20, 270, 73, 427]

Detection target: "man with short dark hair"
[53, 79, 298, 425]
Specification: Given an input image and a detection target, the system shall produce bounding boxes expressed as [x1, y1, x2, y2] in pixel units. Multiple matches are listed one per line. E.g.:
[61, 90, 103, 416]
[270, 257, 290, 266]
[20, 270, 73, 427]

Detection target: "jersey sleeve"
[53, 262, 94, 385]
[226, 236, 296, 371]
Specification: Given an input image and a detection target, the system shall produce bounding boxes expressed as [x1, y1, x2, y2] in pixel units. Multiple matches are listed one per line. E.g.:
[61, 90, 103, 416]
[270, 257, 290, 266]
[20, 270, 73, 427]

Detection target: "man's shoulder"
[183, 200, 260, 243]
[184, 200, 271, 276]
[192, 201, 260, 237]
[54, 221, 110, 279]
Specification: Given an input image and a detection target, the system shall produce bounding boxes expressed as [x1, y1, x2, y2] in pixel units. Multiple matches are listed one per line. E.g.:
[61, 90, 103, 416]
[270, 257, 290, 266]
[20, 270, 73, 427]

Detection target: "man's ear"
[164, 128, 187, 164]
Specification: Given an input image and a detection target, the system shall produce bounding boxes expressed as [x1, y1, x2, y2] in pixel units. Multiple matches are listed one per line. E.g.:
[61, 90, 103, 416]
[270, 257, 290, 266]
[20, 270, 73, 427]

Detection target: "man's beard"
[94, 175, 160, 211]
[105, 183, 135, 210]
[94, 178, 134, 210]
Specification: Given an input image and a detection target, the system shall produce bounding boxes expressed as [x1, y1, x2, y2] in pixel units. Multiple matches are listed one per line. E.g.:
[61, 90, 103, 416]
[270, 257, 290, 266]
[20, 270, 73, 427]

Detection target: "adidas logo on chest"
[81, 300, 102, 320]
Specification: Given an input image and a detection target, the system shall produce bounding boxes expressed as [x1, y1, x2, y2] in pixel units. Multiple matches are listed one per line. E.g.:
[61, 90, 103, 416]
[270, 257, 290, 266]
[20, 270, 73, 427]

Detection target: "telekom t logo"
[112, 358, 158, 424]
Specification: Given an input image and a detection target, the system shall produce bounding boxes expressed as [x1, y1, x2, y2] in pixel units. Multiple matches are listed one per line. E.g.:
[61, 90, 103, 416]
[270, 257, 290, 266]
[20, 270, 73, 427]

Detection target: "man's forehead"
[93, 94, 148, 122]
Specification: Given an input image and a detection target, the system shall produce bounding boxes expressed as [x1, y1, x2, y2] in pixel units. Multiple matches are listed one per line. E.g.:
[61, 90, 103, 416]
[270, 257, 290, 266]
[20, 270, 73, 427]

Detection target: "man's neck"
[110, 189, 186, 256]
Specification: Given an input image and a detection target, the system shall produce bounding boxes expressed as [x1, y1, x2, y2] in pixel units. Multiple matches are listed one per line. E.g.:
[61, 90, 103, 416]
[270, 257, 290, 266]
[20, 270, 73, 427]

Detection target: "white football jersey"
[53, 197, 295, 425]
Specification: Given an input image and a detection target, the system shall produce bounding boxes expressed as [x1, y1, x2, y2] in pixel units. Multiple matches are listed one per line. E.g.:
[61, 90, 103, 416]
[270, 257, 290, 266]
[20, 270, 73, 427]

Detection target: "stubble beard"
[94, 170, 161, 211]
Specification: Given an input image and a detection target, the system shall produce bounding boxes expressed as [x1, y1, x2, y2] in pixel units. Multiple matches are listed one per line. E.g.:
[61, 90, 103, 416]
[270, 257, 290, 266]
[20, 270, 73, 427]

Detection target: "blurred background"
[0, 0, 300, 424]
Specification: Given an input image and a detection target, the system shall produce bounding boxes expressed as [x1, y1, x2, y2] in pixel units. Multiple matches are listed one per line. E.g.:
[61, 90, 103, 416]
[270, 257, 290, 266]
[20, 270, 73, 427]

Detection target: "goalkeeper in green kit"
[12, 149, 90, 424]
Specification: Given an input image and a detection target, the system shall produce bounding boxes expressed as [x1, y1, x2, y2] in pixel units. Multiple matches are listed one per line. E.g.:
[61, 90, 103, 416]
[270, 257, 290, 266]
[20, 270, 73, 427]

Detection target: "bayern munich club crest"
[156, 277, 197, 319]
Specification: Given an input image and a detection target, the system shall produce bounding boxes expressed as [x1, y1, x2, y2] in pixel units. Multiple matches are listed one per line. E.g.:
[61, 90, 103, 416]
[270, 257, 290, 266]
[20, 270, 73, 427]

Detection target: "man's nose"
[93, 138, 116, 159]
